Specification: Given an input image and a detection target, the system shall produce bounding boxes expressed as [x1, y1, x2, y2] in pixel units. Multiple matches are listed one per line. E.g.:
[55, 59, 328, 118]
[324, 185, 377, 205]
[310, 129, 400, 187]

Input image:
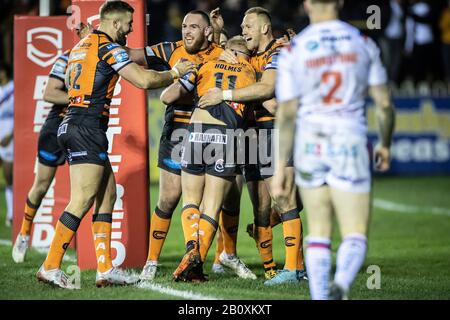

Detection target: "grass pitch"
[0, 175, 449, 300]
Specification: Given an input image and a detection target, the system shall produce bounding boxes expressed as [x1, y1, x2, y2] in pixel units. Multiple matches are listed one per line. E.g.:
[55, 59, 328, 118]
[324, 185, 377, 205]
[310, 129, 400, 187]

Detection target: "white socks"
[334, 233, 367, 292]
[306, 237, 332, 300]
[5, 186, 13, 221]
[306, 234, 367, 300]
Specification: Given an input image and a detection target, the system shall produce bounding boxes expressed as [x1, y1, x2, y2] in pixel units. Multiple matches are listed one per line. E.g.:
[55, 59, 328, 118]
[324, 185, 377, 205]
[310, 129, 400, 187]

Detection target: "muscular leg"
[198, 174, 233, 262]
[265, 167, 304, 272]
[300, 186, 333, 300]
[181, 171, 205, 247]
[65, 164, 105, 218]
[220, 174, 243, 255]
[43, 163, 104, 271]
[246, 179, 277, 273]
[92, 162, 116, 273]
[146, 169, 182, 262]
[330, 188, 370, 293]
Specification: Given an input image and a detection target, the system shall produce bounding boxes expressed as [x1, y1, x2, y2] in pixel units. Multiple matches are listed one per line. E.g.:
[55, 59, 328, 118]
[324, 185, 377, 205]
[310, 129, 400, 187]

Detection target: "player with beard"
[127, 11, 254, 282]
[199, 7, 307, 285]
[35, 1, 195, 289]
[161, 36, 257, 282]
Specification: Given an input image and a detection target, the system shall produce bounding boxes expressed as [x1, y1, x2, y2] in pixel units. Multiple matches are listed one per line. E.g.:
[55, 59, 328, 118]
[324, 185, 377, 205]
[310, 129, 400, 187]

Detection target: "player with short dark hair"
[35, 1, 194, 289]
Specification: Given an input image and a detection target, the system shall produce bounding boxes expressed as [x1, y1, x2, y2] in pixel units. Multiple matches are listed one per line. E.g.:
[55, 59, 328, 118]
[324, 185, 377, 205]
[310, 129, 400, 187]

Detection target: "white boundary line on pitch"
[137, 281, 220, 300]
[0, 239, 77, 263]
[1, 238, 218, 300]
[373, 198, 450, 217]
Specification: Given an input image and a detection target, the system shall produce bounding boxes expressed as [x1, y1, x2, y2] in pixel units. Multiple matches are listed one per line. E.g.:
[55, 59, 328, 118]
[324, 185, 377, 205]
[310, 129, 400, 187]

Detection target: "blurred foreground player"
[272, 0, 395, 299]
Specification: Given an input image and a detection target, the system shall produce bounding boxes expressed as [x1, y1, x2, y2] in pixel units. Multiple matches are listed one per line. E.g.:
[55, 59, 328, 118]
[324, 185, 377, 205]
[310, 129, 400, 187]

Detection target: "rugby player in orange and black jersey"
[58, 30, 134, 165]
[161, 36, 256, 281]
[177, 48, 256, 177]
[13, 22, 93, 265]
[248, 39, 289, 179]
[38, 51, 71, 166]
[144, 39, 223, 174]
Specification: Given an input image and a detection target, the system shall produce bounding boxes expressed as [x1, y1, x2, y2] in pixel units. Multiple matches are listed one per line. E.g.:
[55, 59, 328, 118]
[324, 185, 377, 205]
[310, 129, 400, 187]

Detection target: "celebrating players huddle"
[11, 0, 395, 300]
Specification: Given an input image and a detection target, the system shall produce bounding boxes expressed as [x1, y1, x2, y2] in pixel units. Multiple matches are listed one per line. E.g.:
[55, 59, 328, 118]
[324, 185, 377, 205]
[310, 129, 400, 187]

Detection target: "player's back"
[281, 20, 387, 131]
[181, 58, 256, 127]
[65, 30, 131, 130]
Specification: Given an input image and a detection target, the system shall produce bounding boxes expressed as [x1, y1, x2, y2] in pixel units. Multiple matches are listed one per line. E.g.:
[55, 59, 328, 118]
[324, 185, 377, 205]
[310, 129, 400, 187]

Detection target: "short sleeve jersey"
[276, 20, 387, 131]
[249, 39, 284, 127]
[47, 50, 70, 119]
[179, 58, 256, 122]
[66, 30, 132, 120]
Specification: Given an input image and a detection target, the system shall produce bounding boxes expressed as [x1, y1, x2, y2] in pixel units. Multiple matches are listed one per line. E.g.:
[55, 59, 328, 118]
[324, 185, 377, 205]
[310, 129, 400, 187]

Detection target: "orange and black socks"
[269, 207, 282, 228]
[198, 214, 218, 262]
[220, 208, 239, 255]
[44, 211, 80, 270]
[181, 205, 200, 246]
[92, 213, 113, 273]
[147, 207, 173, 262]
[20, 198, 40, 236]
[255, 224, 276, 270]
[280, 209, 302, 271]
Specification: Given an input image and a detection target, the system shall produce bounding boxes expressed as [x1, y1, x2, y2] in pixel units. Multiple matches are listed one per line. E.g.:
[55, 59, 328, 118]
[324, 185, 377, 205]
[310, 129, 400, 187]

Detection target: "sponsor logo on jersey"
[113, 49, 129, 63]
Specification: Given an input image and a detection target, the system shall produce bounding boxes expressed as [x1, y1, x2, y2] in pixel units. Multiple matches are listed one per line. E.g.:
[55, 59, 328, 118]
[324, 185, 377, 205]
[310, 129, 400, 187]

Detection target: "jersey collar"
[256, 39, 277, 56]
[93, 29, 115, 43]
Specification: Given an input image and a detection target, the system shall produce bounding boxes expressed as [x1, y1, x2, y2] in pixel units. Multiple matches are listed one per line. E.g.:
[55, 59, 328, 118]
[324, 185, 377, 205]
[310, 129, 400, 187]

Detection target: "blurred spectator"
[440, 1, 450, 82]
[405, 0, 438, 83]
[379, 0, 406, 84]
[0, 62, 14, 227]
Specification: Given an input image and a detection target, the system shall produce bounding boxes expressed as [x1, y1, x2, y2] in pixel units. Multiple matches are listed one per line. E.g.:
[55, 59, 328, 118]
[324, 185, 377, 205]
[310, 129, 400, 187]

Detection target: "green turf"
[0, 175, 449, 299]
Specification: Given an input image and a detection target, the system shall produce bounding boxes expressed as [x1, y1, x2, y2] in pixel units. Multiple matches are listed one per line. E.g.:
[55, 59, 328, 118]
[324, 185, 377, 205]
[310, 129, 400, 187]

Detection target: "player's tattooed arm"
[43, 77, 68, 105]
[370, 84, 396, 172]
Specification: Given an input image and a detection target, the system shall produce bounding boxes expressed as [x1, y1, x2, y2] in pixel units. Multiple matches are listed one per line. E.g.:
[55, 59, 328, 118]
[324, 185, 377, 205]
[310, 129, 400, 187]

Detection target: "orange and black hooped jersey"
[66, 30, 132, 122]
[145, 41, 223, 129]
[47, 49, 70, 120]
[179, 58, 256, 128]
[249, 39, 284, 128]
